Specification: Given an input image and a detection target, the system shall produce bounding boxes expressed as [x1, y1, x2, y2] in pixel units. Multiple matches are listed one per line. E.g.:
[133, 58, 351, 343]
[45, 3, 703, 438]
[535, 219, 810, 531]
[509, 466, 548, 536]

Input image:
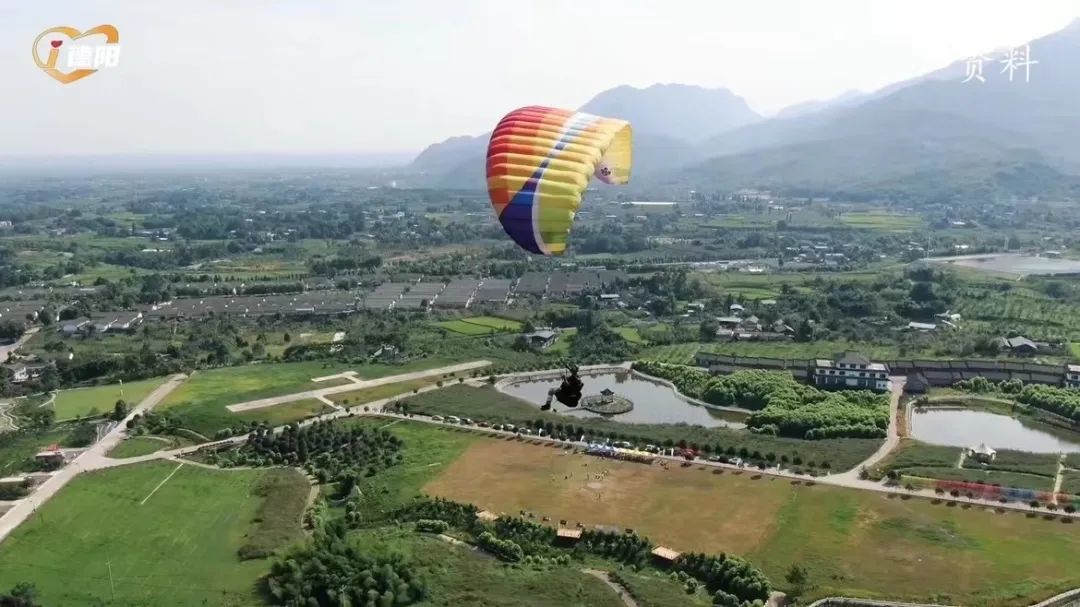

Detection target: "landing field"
[52, 377, 170, 420]
[424, 431, 1080, 606]
[0, 462, 308, 606]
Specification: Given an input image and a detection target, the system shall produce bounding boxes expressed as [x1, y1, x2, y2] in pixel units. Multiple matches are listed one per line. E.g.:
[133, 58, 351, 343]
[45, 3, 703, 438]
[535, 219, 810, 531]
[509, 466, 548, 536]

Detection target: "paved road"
[0, 328, 38, 364]
[226, 360, 492, 412]
[831, 376, 907, 483]
[0, 373, 187, 544]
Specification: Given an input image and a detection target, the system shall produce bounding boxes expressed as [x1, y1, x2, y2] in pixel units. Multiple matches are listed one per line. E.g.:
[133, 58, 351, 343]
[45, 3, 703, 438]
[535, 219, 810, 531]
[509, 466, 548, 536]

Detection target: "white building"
[1067, 364, 1080, 389]
[812, 353, 889, 391]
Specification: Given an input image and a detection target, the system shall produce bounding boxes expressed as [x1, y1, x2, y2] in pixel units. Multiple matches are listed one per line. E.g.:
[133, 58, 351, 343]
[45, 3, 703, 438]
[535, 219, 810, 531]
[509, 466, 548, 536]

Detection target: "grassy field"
[961, 450, 1061, 479]
[698, 340, 904, 361]
[436, 316, 523, 336]
[51, 377, 170, 420]
[1061, 470, 1080, 496]
[421, 426, 1080, 606]
[106, 436, 192, 458]
[329, 377, 443, 406]
[615, 326, 645, 344]
[0, 462, 309, 606]
[403, 385, 881, 472]
[875, 441, 1058, 491]
[641, 343, 705, 365]
[157, 359, 457, 437]
[352, 526, 626, 607]
[615, 570, 712, 607]
[839, 211, 923, 230]
[233, 398, 333, 427]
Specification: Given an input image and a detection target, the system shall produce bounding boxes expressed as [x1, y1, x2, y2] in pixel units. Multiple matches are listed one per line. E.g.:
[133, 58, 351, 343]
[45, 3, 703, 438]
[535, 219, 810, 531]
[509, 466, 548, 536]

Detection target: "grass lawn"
[615, 570, 712, 607]
[641, 343, 705, 365]
[0, 462, 309, 606]
[329, 377, 443, 406]
[1061, 470, 1080, 496]
[435, 319, 503, 336]
[436, 316, 523, 336]
[157, 359, 458, 437]
[52, 377, 170, 420]
[699, 340, 903, 360]
[351, 526, 626, 607]
[106, 436, 192, 458]
[548, 328, 577, 354]
[419, 424, 1080, 606]
[346, 417, 482, 522]
[615, 326, 645, 344]
[839, 211, 923, 231]
[1070, 342, 1080, 360]
[233, 398, 333, 427]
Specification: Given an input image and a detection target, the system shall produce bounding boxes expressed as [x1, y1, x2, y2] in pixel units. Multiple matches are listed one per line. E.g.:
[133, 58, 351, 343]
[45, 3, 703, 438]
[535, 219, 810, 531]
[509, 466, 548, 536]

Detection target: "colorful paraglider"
[486, 106, 632, 255]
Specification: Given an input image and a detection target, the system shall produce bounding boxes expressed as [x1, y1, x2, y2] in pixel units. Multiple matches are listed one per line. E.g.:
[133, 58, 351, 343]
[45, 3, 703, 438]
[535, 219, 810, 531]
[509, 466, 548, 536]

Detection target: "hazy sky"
[2, 1, 1077, 158]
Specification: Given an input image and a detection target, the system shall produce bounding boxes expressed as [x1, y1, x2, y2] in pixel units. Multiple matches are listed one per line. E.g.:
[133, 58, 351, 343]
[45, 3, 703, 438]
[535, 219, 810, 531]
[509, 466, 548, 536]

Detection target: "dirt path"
[582, 569, 639, 607]
[0, 401, 17, 432]
[831, 376, 906, 481]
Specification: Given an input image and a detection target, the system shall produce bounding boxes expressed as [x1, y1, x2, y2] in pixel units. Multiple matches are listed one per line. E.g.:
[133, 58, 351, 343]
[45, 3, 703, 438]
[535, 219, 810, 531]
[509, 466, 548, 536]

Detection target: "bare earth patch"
[423, 439, 789, 555]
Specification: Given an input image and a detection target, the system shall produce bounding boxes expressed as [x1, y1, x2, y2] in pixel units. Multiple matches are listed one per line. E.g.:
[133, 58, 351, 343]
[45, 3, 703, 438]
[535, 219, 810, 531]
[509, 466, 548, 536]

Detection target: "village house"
[523, 329, 558, 350]
[1066, 364, 1080, 389]
[995, 336, 1039, 356]
[812, 353, 890, 392]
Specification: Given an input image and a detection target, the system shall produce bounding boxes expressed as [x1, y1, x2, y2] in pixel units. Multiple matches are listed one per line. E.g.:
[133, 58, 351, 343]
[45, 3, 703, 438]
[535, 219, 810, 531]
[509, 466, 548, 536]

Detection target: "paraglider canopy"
[486, 106, 632, 255]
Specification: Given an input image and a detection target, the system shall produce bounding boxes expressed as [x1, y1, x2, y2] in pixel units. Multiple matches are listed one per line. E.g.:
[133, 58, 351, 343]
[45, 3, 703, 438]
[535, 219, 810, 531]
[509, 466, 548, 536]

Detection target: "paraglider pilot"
[542, 364, 584, 410]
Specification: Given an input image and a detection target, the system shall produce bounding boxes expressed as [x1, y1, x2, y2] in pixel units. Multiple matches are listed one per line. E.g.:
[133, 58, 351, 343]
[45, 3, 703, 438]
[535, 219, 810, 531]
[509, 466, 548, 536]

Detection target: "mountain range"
[407, 19, 1080, 201]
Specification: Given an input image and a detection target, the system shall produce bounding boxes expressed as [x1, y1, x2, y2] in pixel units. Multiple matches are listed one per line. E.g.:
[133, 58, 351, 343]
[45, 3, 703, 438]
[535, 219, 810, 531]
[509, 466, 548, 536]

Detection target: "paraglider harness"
[542, 364, 584, 410]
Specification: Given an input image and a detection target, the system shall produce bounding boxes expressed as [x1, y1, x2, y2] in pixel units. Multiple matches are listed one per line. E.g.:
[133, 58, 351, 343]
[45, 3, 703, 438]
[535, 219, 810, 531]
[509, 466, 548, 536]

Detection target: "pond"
[911, 407, 1080, 453]
[500, 371, 747, 428]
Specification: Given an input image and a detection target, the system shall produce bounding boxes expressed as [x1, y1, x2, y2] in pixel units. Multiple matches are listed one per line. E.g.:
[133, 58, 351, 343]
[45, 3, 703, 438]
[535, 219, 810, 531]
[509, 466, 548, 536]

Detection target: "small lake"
[501, 372, 747, 428]
[911, 407, 1080, 453]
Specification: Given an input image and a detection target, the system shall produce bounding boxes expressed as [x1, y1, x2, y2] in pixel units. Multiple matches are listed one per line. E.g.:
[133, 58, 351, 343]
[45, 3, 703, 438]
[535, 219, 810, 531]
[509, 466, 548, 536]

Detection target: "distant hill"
[578, 83, 760, 142]
[407, 83, 758, 186]
[409, 19, 1080, 200]
[685, 18, 1080, 199]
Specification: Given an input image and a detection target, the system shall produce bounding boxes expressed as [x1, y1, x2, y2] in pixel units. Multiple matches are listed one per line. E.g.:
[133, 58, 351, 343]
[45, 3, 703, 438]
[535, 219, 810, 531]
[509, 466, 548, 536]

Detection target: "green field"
[0, 462, 309, 606]
[436, 316, 524, 336]
[157, 359, 457, 437]
[1061, 470, 1080, 496]
[839, 211, 923, 230]
[875, 441, 1058, 491]
[615, 326, 645, 344]
[352, 527, 626, 607]
[51, 377, 170, 420]
[329, 377, 442, 406]
[641, 343, 705, 364]
[106, 436, 190, 458]
[415, 421, 1080, 606]
[233, 398, 333, 427]
[698, 340, 903, 361]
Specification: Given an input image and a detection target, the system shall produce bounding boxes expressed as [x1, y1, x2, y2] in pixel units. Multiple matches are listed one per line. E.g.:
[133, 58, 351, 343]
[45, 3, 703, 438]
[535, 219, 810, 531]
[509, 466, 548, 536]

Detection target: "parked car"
[446, 415, 461, 424]
[430, 415, 443, 421]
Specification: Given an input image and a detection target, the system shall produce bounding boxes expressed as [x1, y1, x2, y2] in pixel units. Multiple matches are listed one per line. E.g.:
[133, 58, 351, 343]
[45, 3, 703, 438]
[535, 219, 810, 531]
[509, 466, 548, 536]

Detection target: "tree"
[283, 332, 291, 343]
[784, 564, 810, 601]
[112, 399, 130, 421]
[0, 582, 41, 607]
